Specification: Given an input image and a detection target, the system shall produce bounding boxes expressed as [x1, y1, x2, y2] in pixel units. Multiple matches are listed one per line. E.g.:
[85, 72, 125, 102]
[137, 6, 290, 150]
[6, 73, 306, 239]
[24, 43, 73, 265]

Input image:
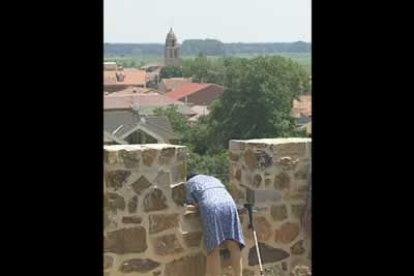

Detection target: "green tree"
[186, 151, 230, 190]
[207, 56, 310, 150]
[152, 105, 189, 134]
[159, 66, 183, 79]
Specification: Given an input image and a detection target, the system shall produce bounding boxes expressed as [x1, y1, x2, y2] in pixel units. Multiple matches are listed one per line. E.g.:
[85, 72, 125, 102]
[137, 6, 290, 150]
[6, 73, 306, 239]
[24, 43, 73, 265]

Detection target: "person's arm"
[185, 183, 199, 213]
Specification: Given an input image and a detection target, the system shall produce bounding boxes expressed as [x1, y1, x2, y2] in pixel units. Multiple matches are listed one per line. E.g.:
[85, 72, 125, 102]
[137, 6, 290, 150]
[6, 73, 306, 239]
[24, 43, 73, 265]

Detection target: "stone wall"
[229, 138, 312, 276]
[104, 138, 311, 276]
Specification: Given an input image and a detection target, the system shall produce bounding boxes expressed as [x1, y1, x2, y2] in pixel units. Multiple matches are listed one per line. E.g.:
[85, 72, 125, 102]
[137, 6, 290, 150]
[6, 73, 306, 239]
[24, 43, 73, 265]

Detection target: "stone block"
[143, 187, 168, 212]
[171, 182, 187, 207]
[131, 176, 152, 195]
[244, 216, 272, 242]
[105, 192, 125, 212]
[164, 252, 206, 276]
[119, 149, 140, 169]
[127, 195, 138, 213]
[122, 216, 142, 224]
[119, 258, 160, 273]
[104, 254, 113, 269]
[152, 234, 184, 256]
[274, 172, 291, 190]
[155, 170, 171, 186]
[171, 164, 186, 183]
[182, 231, 203, 247]
[248, 243, 290, 266]
[291, 240, 306, 255]
[149, 214, 180, 234]
[142, 149, 158, 167]
[271, 204, 288, 221]
[105, 170, 131, 191]
[291, 204, 305, 219]
[104, 227, 147, 254]
[274, 222, 300, 244]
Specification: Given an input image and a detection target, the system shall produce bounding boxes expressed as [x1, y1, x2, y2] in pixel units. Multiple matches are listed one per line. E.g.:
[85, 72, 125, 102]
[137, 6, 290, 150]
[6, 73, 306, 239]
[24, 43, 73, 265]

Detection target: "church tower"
[165, 28, 181, 66]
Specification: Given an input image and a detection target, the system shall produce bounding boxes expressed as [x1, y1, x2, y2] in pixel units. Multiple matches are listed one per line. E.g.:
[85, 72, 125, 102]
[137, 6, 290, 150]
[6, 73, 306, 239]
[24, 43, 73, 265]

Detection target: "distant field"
[104, 52, 311, 72]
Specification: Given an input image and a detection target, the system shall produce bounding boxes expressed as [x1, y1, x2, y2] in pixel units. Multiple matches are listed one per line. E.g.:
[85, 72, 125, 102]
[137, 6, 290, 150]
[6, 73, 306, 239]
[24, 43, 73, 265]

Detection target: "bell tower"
[165, 28, 181, 66]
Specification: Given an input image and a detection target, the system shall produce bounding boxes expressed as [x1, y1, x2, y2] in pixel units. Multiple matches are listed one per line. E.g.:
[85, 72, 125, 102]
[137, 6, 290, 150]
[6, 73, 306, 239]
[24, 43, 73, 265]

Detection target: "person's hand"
[184, 204, 198, 213]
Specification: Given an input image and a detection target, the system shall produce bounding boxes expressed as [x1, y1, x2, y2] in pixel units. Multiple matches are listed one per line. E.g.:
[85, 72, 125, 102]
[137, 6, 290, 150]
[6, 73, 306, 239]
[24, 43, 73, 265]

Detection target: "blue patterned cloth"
[186, 175, 245, 254]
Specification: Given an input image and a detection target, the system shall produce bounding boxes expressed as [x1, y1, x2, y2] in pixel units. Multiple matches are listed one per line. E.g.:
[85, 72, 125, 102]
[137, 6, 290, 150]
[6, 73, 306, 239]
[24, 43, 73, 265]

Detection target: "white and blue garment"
[186, 174, 245, 254]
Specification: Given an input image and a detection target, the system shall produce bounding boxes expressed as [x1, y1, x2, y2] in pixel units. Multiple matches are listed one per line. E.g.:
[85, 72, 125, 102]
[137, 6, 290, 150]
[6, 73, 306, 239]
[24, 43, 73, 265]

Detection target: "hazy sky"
[104, 0, 311, 43]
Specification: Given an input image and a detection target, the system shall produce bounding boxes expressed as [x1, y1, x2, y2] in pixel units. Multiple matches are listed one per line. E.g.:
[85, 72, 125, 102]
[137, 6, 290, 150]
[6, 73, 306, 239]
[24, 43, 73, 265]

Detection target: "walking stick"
[244, 203, 265, 276]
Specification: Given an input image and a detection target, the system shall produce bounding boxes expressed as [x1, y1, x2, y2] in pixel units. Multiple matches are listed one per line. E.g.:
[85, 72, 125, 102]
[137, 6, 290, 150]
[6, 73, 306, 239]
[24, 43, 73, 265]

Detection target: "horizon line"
[104, 40, 312, 44]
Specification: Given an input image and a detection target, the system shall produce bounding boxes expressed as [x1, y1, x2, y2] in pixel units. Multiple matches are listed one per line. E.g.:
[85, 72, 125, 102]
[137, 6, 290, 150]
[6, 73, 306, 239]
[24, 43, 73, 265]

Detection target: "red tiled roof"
[163, 83, 216, 100]
[104, 94, 186, 110]
[109, 87, 161, 96]
[292, 95, 312, 117]
[104, 69, 146, 86]
[161, 78, 192, 92]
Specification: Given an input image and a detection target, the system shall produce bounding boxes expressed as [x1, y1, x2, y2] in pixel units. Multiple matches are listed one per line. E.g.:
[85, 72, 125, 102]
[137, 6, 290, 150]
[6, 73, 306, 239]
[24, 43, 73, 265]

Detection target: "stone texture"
[282, 261, 288, 271]
[171, 182, 187, 207]
[265, 178, 272, 187]
[128, 195, 138, 213]
[176, 148, 187, 161]
[164, 252, 206, 276]
[271, 204, 288, 221]
[152, 234, 184, 255]
[143, 188, 168, 212]
[291, 265, 311, 276]
[149, 214, 180, 234]
[243, 269, 255, 276]
[182, 231, 203, 247]
[155, 170, 171, 186]
[286, 185, 308, 201]
[105, 192, 126, 212]
[291, 240, 306, 255]
[229, 151, 240, 162]
[265, 264, 285, 276]
[131, 176, 152, 195]
[119, 149, 140, 169]
[278, 157, 299, 170]
[244, 148, 273, 170]
[153, 271, 162, 276]
[235, 169, 242, 181]
[272, 143, 307, 159]
[230, 185, 244, 202]
[274, 222, 300, 244]
[256, 150, 273, 169]
[104, 208, 118, 230]
[182, 212, 203, 229]
[246, 188, 281, 205]
[104, 150, 118, 165]
[248, 243, 290, 266]
[105, 170, 131, 191]
[119, 258, 160, 273]
[244, 216, 272, 242]
[159, 147, 176, 165]
[122, 216, 142, 224]
[171, 164, 186, 183]
[291, 204, 305, 219]
[244, 149, 258, 171]
[104, 255, 113, 269]
[295, 164, 310, 180]
[253, 174, 262, 188]
[142, 149, 158, 167]
[274, 172, 291, 190]
[104, 227, 147, 253]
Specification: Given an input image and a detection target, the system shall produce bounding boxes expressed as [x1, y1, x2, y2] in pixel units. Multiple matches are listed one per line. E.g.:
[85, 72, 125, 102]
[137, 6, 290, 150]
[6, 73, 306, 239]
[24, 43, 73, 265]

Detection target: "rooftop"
[164, 83, 215, 100]
[292, 95, 312, 117]
[104, 69, 146, 86]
